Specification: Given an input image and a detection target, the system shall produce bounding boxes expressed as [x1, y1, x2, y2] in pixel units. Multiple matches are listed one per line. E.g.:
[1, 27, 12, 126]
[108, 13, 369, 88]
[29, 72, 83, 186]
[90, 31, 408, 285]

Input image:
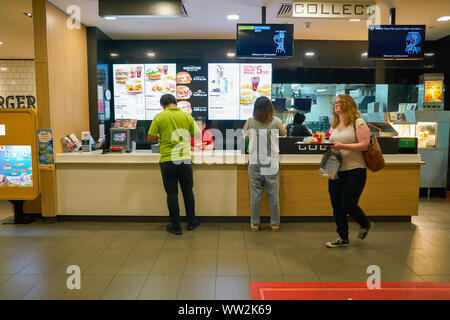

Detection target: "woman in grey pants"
[243, 97, 287, 231]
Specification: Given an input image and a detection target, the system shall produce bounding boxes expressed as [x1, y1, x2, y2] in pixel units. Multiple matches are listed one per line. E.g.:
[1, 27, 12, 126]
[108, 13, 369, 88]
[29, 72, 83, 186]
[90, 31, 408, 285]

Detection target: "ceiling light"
[424, 53, 435, 57]
[24, 13, 33, 18]
[349, 19, 360, 22]
[361, 52, 368, 57]
[436, 16, 450, 21]
[147, 52, 155, 57]
[227, 52, 235, 57]
[227, 14, 239, 20]
[317, 89, 327, 92]
[305, 52, 315, 56]
[110, 53, 119, 57]
[0, 42, 3, 45]
[104, 16, 116, 20]
[0, 68, 7, 71]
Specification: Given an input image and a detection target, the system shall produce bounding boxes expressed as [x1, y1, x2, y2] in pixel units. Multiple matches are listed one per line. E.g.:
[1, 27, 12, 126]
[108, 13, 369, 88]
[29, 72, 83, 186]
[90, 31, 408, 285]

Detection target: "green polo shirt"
[148, 107, 200, 163]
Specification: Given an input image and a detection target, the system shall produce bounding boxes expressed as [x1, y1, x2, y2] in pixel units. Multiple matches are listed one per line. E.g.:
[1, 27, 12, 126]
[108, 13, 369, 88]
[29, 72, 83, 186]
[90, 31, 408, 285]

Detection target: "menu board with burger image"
[239, 64, 272, 120]
[113, 64, 145, 120]
[176, 64, 208, 118]
[144, 64, 177, 119]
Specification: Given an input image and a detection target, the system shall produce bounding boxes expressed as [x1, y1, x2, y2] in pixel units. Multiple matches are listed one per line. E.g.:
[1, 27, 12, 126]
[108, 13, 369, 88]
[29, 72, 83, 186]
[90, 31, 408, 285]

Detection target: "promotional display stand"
[0, 109, 39, 224]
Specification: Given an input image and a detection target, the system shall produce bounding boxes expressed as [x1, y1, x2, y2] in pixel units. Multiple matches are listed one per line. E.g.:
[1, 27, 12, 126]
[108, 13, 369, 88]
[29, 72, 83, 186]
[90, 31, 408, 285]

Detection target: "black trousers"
[328, 168, 370, 240]
[160, 161, 197, 229]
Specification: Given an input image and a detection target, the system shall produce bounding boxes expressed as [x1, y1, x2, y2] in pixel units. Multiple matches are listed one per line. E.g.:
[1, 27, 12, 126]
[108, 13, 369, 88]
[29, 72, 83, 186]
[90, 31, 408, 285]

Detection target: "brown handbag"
[354, 122, 385, 172]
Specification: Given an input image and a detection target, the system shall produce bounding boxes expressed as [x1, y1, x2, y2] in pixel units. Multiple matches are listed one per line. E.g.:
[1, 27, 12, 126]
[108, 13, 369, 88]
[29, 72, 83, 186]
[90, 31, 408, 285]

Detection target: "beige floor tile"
[80, 230, 122, 248]
[383, 274, 425, 282]
[420, 275, 450, 282]
[18, 247, 74, 274]
[184, 249, 217, 276]
[0, 246, 22, 263]
[217, 249, 249, 276]
[177, 276, 215, 300]
[356, 249, 416, 276]
[54, 230, 96, 248]
[283, 275, 321, 283]
[215, 276, 251, 300]
[218, 231, 245, 249]
[100, 275, 147, 300]
[138, 275, 181, 300]
[220, 223, 246, 232]
[191, 231, 219, 249]
[247, 248, 283, 276]
[268, 231, 298, 249]
[163, 234, 193, 249]
[0, 247, 48, 274]
[151, 248, 189, 275]
[0, 274, 46, 300]
[108, 230, 146, 249]
[349, 273, 390, 283]
[22, 274, 68, 300]
[244, 232, 273, 249]
[250, 275, 285, 283]
[303, 250, 347, 275]
[275, 248, 317, 276]
[52, 247, 105, 274]
[386, 249, 448, 276]
[316, 271, 354, 282]
[135, 230, 168, 249]
[195, 222, 219, 231]
[0, 273, 13, 286]
[117, 248, 160, 275]
[61, 275, 114, 300]
[85, 248, 132, 275]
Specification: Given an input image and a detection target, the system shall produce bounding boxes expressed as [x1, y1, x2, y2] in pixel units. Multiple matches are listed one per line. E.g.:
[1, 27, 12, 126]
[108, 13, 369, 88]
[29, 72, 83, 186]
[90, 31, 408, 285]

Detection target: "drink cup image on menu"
[239, 64, 272, 119]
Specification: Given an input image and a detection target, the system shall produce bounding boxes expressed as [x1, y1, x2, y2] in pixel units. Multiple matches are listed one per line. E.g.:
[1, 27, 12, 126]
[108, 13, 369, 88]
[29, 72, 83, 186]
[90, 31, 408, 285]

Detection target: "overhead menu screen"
[237, 24, 294, 57]
[113, 63, 272, 121]
[368, 25, 426, 59]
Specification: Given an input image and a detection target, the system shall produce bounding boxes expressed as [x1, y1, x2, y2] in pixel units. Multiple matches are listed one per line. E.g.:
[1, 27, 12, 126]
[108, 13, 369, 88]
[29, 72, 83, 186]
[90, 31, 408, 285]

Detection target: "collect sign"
[293, 1, 376, 19]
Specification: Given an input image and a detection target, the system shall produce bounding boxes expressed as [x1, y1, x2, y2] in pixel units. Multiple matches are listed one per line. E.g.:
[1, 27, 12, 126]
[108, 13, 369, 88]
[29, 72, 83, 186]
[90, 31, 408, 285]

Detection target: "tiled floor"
[0, 199, 448, 300]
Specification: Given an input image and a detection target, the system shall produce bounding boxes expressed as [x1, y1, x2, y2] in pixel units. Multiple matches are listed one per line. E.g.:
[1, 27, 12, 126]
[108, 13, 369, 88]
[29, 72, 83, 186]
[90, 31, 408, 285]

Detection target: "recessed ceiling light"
[436, 16, 450, 21]
[361, 52, 368, 57]
[104, 16, 117, 20]
[0, 42, 3, 45]
[305, 52, 315, 56]
[317, 89, 327, 92]
[227, 14, 239, 20]
[110, 53, 119, 57]
[24, 13, 33, 18]
[0, 67, 7, 71]
[349, 19, 360, 22]
[424, 53, 435, 57]
[226, 52, 236, 57]
[147, 52, 155, 57]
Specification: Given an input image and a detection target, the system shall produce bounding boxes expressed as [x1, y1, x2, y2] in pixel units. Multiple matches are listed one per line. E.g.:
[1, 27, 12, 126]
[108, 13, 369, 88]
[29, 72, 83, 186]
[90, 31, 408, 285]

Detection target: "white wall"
[0, 60, 36, 101]
[306, 95, 332, 122]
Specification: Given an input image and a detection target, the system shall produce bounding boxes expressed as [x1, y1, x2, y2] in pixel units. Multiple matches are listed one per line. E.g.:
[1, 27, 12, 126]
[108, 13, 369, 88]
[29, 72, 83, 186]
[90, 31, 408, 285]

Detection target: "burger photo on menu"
[176, 72, 192, 84]
[257, 84, 271, 96]
[240, 90, 256, 105]
[125, 79, 143, 95]
[177, 101, 192, 114]
[146, 68, 162, 81]
[115, 68, 129, 84]
[177, 85, 192, 100]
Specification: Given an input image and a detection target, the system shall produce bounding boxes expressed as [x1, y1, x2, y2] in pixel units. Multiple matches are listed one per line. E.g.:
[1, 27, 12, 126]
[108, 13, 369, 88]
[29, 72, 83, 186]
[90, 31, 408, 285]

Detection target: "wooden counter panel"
[237, 165, 420, 217]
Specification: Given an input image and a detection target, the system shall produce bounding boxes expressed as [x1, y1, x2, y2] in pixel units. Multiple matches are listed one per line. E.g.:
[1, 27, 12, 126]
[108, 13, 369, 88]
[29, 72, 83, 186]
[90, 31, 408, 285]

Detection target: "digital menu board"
[0, 145, 33, 187]
[145, 64, 177, 120]
[368, 25, 425, 59]
[113, 64, 145, 119]
[239, 64, 272, 120]
[208, 63, 272, 120]
[424, 80, 443, 103]
[208, 64, 240, 120]
[113, 63, 272, 121]
[176, 64, 208, 119]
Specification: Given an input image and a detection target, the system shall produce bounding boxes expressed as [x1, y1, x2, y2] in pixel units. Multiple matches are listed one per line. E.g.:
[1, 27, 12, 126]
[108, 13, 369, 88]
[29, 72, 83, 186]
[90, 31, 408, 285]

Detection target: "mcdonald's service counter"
[55, 150, 423, 217]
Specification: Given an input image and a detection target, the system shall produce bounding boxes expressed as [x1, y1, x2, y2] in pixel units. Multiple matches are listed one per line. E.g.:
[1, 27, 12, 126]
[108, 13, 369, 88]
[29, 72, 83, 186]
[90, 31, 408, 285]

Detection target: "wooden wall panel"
[237, 164, 421, 217]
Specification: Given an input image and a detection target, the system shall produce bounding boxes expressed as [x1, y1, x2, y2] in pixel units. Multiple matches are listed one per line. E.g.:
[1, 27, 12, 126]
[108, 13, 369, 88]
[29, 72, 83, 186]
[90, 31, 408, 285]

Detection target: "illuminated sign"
[293, 1, 376, 19]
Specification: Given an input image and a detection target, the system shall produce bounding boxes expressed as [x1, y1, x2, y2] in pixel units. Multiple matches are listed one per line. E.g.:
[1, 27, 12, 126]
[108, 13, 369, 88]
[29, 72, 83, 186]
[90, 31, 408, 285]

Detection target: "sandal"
[251, 224, 261, 231]
[271, 224, 280, 232]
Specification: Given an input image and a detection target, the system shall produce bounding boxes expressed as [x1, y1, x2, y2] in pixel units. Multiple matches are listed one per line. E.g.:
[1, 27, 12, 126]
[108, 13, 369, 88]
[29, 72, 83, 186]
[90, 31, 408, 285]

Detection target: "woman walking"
[243, 97, 286, 231]
[326, 94, 372, 247]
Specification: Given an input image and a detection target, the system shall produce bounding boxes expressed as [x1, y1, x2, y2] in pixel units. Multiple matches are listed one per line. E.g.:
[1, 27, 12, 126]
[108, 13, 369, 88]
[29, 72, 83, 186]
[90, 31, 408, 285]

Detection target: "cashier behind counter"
[287, 113, 312, 137]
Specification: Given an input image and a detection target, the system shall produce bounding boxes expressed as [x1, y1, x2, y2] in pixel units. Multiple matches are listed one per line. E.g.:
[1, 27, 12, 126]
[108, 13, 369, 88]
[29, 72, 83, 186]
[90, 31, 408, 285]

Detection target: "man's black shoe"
[187, 220, 200, 231]
[166, 224, 182, 235]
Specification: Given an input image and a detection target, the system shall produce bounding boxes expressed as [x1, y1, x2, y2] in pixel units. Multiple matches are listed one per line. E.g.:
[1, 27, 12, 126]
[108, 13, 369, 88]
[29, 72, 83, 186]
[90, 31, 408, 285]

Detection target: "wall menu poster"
[145, 64, 177, 120]
[37, 129, 54, 166]
[176, 64, 208, 119]
[208, 64, 240, 120]
[239, 64, 272, 120]
[113, 64, 145, 120]
[424, 80, 443, 103]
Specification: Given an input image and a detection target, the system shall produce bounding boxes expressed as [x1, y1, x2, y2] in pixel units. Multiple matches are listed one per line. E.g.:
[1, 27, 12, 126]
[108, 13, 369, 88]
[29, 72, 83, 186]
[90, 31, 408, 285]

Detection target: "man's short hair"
[293, 112, 306, 125]
[160, 94, 177, 107]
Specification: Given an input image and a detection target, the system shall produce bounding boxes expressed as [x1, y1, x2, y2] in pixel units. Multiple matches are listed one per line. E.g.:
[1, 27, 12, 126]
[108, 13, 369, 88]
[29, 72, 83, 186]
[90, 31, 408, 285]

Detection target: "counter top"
[55, 150, 423, 165]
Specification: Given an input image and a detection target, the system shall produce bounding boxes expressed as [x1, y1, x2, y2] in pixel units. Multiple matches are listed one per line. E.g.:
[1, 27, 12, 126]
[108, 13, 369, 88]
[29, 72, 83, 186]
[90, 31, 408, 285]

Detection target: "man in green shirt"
[148, 94, 201, 235]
